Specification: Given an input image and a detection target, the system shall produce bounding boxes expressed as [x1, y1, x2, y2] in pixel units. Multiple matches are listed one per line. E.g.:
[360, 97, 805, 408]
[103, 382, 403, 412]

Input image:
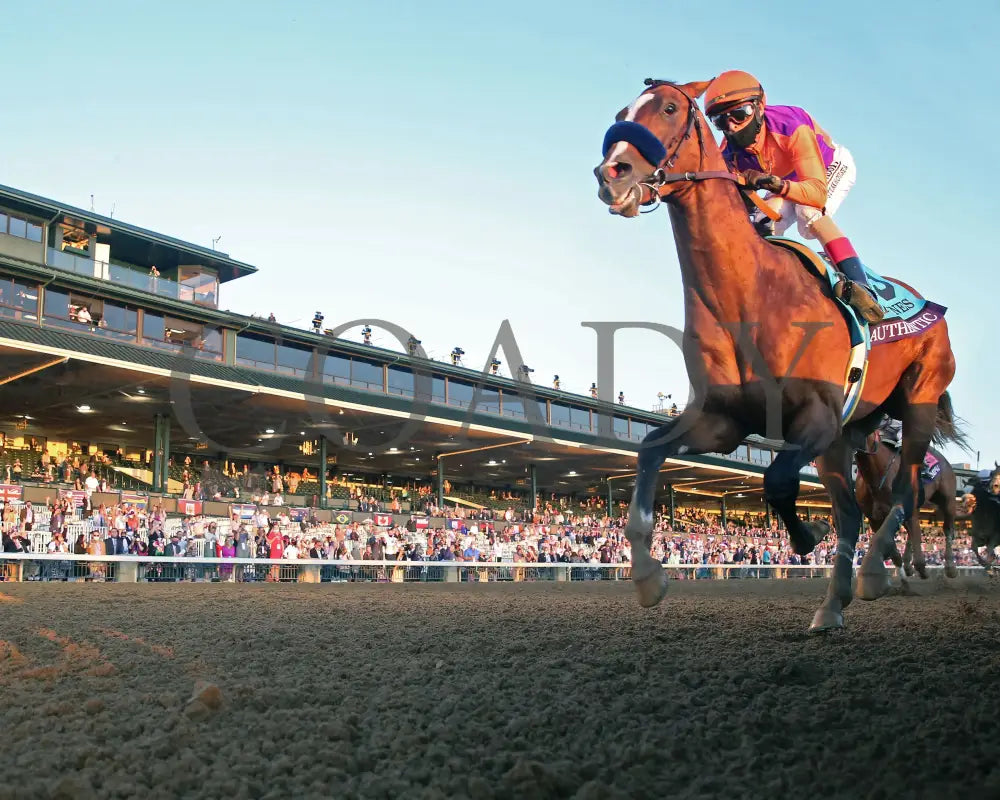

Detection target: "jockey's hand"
[742, 170, 785, 194]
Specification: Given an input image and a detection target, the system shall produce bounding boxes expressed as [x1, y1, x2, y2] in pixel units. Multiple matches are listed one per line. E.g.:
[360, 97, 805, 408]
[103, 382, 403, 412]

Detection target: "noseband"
[601, 79, 741, 211]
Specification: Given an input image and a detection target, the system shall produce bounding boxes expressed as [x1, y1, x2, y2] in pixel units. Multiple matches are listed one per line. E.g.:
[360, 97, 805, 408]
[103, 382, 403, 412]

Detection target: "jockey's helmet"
[704, 70, 766, 149]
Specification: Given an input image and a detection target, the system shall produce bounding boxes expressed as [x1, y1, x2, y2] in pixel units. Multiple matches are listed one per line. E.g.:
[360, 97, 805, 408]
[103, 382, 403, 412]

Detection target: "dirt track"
[2, 576, 999, 799]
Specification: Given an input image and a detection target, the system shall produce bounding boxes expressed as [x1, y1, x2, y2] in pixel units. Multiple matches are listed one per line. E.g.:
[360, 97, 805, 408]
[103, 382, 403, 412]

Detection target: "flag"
[59, 489, 88, 508]
[334, 512, 351, 524]
[178, 500, 203, 516]
[289, 507, 308, 521]
[373, 512, 392, 527]
[121, 492, 148, 510]
[411, 516, 429, 530]
[231, 503, 257, 520]
[0, 484, 22, 502]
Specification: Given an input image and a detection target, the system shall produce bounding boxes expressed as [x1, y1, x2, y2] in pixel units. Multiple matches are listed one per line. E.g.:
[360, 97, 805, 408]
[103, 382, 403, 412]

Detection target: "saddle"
[766, 237, 949, 426]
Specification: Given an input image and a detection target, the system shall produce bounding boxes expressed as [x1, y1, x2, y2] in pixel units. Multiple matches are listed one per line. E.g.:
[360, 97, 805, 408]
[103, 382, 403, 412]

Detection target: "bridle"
[602, 79, 743, 213]
[602, 79, 780, 220]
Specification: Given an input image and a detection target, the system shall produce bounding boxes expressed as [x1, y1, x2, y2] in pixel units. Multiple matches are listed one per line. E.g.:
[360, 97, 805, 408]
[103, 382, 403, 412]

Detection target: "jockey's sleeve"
[780, 125, 828, 209]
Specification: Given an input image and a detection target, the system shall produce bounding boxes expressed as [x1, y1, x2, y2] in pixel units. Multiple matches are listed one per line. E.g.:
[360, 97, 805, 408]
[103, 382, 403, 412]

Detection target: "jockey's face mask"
[719, 102, 764, 150]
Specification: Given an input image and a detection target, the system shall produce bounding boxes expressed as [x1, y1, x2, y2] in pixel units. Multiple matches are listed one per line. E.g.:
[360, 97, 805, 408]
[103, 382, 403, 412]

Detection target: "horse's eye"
[664, 103, 677, 115]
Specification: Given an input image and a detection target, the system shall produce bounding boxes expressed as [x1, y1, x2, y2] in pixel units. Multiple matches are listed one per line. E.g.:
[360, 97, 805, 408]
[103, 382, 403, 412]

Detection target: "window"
[570, 406, 591, 431]
[277, 343, 315, 377]
[413, 374, 446, 404]
[631, 421, 649, 441]
[237, 333, 276, 370]
[322, 352, 350, 384]
[470, 385, 500, 415]
[351, 357, 383, 390]
[0, 278, 37, 320]
[178, 267, 219, 307]
[388, 366, 414, 397]
[500, 391, 525, 418]
[0, 211, 42, 242]
[550, 403, 571, 427]
[95, 300, 138, 341]
[447, 379, 474, 408]
[142, 311, 166, 345]
[614, 416, 629, 440]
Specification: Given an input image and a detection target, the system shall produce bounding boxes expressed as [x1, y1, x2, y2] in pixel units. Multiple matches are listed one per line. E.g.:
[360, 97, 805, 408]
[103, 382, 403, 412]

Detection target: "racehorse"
[961, 462, 1000, 569]
[854, 427, 958, 579]
[594, 78, 967, 631]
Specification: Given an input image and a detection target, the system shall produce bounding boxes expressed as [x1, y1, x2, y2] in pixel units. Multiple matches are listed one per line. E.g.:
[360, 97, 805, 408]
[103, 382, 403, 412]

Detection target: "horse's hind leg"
[627, 411, 743, 607]
[809, 438, 863, 633]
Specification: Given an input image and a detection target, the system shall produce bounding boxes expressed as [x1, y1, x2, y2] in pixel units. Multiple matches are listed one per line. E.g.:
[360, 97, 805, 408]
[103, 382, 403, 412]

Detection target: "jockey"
[703, 70, 884, 324]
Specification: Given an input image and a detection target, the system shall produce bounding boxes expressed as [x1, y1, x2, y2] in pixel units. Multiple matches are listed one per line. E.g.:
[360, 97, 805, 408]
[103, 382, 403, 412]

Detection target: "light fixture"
[77, 405, 93, 413]
[265, 428, 275, 434]
[389, 447, 398, 452]
[569, 471, 577, 476]
[136, 388, 146, 395]
[487, 460, 497, 466]
[299, 430, 305, 435]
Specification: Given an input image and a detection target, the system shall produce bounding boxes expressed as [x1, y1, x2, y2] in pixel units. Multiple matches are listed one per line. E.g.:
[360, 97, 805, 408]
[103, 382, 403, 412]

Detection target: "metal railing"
[0, 554, 983, 584]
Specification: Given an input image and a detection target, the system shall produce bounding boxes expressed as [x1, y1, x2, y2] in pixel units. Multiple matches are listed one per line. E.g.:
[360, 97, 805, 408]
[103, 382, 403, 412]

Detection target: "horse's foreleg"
[763, 402, 839, 556]
[627, 412, 743, 607]
[809, 439, 862, 633]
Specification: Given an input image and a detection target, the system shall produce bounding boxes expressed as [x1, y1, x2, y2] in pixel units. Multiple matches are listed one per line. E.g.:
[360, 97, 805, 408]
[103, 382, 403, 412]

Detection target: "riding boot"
[825, 237, 884, 324]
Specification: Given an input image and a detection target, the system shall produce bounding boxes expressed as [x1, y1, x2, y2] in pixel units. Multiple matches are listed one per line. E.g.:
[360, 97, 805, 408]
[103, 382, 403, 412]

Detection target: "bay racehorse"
[594, 79, 967, 632]
[855, 427, 959, 579]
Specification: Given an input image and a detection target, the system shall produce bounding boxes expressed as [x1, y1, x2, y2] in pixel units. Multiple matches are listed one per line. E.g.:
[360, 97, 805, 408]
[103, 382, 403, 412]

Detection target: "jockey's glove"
[741, 170, 785, 195]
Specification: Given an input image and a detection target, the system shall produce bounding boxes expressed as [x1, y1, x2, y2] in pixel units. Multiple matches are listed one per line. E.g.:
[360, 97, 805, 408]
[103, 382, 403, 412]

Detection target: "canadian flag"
[373, 512, 392, 527]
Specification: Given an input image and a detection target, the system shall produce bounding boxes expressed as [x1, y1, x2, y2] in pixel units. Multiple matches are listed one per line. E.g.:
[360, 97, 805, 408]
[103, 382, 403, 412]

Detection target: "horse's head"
[991, 462, 1000, 496]
[594, 78, 713, 217]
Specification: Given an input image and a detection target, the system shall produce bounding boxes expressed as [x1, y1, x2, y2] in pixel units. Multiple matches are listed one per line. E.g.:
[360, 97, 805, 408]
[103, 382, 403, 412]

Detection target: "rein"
[603, 79, 781, 221]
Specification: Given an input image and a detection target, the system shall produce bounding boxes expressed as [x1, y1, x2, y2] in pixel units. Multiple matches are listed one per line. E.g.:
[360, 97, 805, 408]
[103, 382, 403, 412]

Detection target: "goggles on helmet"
[709, 103, 756, 131]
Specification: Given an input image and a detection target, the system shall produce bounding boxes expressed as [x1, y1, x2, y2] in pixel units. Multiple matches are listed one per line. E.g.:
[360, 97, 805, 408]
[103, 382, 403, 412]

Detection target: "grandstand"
[0, 183, 978, 527]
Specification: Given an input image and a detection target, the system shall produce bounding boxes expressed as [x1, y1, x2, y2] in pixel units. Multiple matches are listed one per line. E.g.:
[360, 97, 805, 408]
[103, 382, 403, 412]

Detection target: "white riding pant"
[758, 144, 856, 240]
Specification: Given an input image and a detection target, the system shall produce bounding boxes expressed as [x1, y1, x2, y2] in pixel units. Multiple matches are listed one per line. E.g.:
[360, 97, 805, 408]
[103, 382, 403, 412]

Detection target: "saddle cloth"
[766, 238, 948, 425]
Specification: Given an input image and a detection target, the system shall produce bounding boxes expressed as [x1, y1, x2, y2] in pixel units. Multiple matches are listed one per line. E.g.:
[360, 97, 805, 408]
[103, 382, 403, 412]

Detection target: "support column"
[151, 414, 162, 491]
[318, 437, 328, 509]
[529, 464, 538, 513]
[805, 506, 811, 522]
[765, 502, 772, 529]
[159, 415, 170, 494]
[720, 495, 727, 529]
[606, 480, 613, 518]
[668, 485, 675, 530]
[437, 458, 444, 509]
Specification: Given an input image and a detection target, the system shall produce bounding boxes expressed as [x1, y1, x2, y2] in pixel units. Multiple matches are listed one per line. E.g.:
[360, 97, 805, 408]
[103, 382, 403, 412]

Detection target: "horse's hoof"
[808, 606, 844, 634]
[945, 564, 958, 579]
[904, 564, 914, 577]
[633, 569, 668, 608]
[916, 564, 929, 580]
[856, 565, 889, 601]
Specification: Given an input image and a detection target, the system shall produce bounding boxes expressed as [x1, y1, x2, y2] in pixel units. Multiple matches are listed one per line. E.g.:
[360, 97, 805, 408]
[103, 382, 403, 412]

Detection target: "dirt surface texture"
[1, 576, 999, 800]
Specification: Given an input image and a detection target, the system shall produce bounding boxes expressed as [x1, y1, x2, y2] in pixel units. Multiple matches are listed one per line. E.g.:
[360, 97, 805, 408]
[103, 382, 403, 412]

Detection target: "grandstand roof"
[0, 320, 831, 512]
[0, 184, 257, 284]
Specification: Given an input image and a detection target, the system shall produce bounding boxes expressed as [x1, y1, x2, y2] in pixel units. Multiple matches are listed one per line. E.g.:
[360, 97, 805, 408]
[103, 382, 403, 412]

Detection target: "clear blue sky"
[3, 1, 997, 466]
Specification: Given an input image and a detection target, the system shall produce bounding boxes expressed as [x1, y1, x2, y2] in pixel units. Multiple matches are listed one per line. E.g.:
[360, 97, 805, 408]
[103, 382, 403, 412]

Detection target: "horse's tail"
[932, 391, 972, 454]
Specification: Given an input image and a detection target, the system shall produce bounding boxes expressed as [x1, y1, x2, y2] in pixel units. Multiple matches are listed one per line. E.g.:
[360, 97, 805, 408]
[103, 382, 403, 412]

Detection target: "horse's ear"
[614, 106, 628, 122]
[679, 79, 713, 100]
